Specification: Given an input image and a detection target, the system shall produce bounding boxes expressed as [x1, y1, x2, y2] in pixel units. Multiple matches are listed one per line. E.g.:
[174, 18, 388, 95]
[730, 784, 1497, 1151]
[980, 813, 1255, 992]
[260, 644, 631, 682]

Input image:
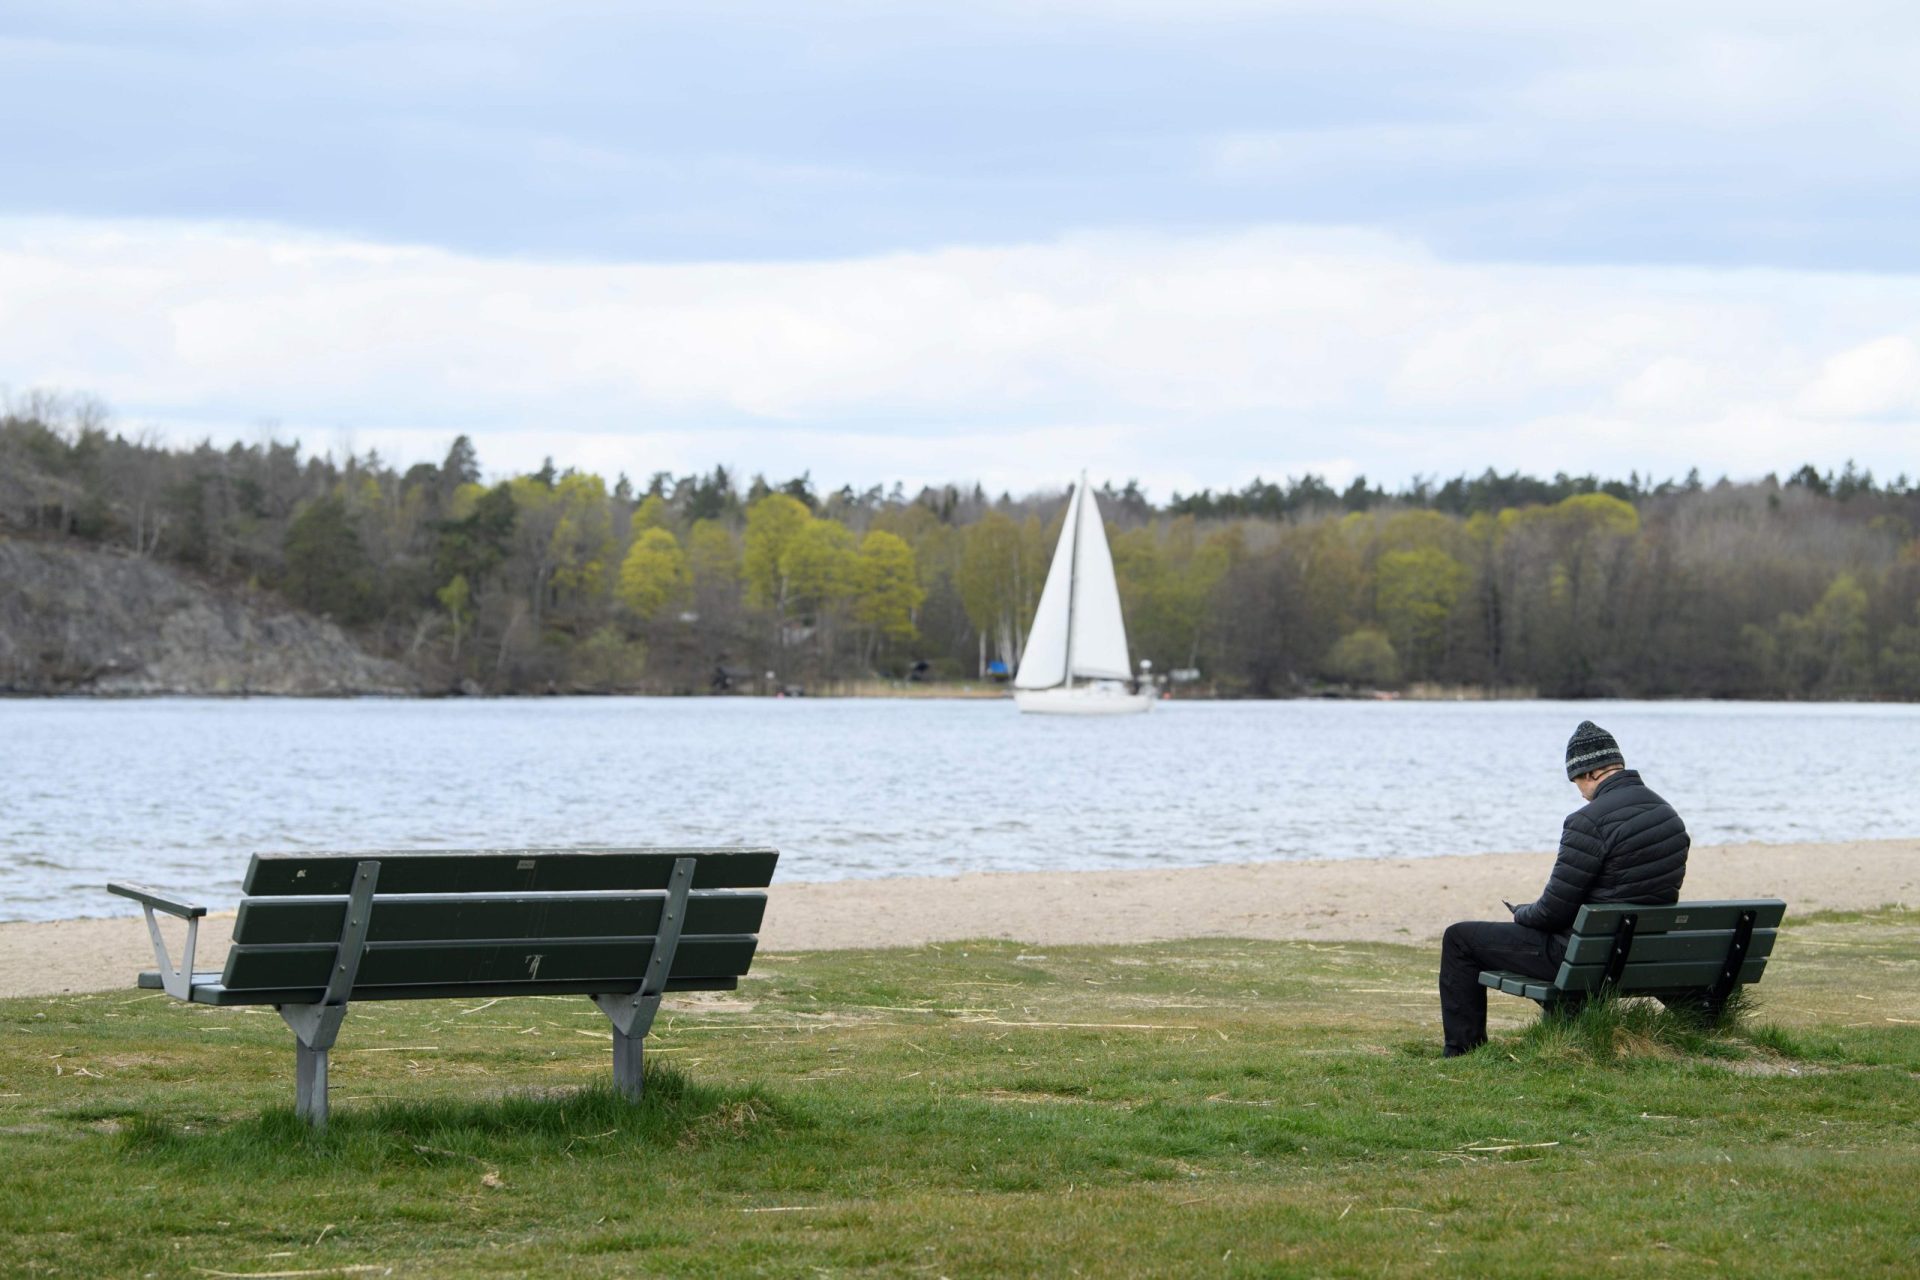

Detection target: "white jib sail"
[1013, 479, 1134, 689]
[1066, 485, 1133, 681]
[1013, 483, 1078, 689]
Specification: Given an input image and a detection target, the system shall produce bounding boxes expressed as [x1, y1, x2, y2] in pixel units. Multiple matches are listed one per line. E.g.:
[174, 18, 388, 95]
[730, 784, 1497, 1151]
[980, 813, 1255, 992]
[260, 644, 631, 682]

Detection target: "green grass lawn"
[4, 909, 1917, 1278]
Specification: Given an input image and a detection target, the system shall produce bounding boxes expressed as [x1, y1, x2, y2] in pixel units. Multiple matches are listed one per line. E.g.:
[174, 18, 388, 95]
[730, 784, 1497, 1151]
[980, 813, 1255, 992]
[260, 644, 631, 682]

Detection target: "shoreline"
[4, 837, 1913, 999]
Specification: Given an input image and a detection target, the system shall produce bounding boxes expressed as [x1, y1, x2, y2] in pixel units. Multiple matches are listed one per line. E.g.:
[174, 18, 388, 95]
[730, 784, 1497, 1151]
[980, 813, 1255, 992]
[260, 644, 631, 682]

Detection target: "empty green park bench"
[1480, 898, 1788, 1021]
[107, 847, 777, 1125]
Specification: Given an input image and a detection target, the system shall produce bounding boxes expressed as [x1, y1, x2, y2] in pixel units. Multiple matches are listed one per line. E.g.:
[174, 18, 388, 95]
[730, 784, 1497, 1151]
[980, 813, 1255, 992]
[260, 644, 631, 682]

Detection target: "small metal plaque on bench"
[517, 859, 536, 870]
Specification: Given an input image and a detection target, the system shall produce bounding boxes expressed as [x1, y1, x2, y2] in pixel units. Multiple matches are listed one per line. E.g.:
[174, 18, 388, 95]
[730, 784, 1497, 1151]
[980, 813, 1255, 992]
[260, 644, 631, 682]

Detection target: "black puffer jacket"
[1513, 770, 1689, 935]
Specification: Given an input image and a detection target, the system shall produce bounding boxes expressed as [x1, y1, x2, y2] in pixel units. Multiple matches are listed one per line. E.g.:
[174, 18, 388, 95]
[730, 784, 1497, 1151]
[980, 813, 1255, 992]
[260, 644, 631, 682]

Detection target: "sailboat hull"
[1014, 685, 1156, 715]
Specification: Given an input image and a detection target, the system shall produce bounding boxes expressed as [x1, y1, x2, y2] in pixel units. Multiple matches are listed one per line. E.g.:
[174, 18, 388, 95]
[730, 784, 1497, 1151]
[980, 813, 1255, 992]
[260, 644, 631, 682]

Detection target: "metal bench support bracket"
[277, 860, 381, 1127]
[593, 856, 696, 1100]
[141, 909, 200, 1002]
[1600, 912, 1639, 992]
[1704, 909, 1758, 1020]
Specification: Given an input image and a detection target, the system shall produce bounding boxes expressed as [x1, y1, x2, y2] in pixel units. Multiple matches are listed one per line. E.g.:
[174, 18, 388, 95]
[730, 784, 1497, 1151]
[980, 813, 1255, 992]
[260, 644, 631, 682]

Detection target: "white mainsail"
[1066, 482, 1132, 681]
[1014, 479, 1136, 690]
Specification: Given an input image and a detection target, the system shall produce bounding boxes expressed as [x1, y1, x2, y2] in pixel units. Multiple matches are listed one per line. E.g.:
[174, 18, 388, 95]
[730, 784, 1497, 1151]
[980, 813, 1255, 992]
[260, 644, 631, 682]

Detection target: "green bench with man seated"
[108, 847, 777, 1126]
[1480, 898, 1788, 1020]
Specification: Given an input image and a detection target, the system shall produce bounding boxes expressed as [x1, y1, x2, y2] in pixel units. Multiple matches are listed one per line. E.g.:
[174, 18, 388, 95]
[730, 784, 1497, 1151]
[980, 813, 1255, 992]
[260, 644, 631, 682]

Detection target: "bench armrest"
[108, 882, 208, 919]
[109, 882, 208, 999]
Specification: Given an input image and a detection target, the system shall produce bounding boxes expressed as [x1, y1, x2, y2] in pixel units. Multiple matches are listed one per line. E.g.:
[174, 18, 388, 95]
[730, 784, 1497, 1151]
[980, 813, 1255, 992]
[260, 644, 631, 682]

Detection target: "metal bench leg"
[283, 1002, 350, 1125]
[275, 861, 380, 1128]
[1542, 992, 1585, 1019]
[593, 856, 695, 1102]
[295, 1041, 330, 1123]
[610, 1028, 645, 1100]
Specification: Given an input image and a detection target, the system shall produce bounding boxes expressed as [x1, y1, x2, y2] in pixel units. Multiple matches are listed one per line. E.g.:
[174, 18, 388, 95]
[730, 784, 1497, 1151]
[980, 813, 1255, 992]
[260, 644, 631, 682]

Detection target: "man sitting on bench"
[1438, 721, 1691, 1058]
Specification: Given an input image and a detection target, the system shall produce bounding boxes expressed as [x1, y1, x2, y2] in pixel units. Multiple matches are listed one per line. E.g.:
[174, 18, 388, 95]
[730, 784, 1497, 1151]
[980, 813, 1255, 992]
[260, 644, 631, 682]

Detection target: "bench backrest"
[221, 848, 776, 1003]
[1553, 898, 1786, 997]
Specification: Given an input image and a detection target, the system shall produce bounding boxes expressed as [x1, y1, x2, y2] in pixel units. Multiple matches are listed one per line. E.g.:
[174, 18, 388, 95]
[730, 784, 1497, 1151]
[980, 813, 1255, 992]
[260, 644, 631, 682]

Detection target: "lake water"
[3, 696, 1918, 923]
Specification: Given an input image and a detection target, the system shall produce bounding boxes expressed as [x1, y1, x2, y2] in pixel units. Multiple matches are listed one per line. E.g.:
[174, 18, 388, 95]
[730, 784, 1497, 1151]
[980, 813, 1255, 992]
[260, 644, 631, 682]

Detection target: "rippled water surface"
[4, 696, 1919, 922]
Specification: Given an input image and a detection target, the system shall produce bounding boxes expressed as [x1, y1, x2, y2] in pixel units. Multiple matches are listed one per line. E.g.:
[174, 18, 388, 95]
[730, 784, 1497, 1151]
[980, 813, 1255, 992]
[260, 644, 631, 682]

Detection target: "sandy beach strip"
[4, 838, 1913, 999]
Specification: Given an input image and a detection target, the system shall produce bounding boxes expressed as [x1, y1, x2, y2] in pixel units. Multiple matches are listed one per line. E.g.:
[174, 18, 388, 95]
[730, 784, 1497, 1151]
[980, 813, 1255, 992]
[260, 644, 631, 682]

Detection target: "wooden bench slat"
[220, 934, 757, 991]
[241, 848, 779, 896]
[1561, 927, 1776, 966]
[232, 891, 767, 946]
[1569, 899, 1786, 935]
[1552, 955, 1769, 996]
[138, 970, 225, 989]
[1476, 970, 1560, 1001]
[1482, 958, 1771, 1003]
[145, 973, 744, 1005]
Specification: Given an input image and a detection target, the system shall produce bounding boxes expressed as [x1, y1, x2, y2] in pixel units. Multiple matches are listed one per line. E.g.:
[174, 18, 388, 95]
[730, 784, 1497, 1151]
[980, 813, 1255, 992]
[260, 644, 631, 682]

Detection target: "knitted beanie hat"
[1565, 720, 1624, 779]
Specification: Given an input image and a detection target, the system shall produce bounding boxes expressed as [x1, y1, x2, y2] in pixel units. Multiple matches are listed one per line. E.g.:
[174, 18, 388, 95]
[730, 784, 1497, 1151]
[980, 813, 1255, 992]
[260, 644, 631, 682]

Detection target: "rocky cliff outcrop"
[0, 537, 419, 695]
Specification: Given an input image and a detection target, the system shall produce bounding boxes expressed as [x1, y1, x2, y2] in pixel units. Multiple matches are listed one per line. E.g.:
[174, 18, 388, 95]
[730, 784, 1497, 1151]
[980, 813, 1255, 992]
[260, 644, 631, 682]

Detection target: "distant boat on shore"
[1013, 474, 1154, 716]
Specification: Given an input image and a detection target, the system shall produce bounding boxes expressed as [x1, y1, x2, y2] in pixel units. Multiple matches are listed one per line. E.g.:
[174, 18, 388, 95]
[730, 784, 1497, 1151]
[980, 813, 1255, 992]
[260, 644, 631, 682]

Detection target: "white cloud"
[1796, 335, 1920, 419]
[4, 216, 1920, 493]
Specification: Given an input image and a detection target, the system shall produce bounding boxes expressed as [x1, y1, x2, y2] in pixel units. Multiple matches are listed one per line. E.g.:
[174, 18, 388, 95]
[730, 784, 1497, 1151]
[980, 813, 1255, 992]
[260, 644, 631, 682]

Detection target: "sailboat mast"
[1059, 474, 1083, 689]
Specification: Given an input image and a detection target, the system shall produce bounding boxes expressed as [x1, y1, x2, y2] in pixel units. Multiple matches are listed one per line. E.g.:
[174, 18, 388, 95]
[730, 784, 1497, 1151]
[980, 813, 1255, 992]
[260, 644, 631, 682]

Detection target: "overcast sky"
[4, 2, 1919, 497]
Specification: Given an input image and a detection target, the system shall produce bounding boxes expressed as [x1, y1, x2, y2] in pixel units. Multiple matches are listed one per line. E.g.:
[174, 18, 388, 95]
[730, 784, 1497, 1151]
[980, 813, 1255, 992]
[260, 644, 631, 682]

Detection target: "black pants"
[1438, 921, 1565, 1056]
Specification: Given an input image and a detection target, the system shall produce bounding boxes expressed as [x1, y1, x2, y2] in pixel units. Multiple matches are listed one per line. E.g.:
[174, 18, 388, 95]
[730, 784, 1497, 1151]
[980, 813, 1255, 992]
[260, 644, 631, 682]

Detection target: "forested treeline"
[5, 390, 1920, 698]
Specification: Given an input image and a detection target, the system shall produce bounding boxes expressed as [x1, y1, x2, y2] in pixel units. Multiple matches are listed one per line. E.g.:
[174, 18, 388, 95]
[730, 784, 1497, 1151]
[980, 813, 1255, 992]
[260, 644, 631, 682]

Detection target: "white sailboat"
[1013, 474, 1155, 715]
